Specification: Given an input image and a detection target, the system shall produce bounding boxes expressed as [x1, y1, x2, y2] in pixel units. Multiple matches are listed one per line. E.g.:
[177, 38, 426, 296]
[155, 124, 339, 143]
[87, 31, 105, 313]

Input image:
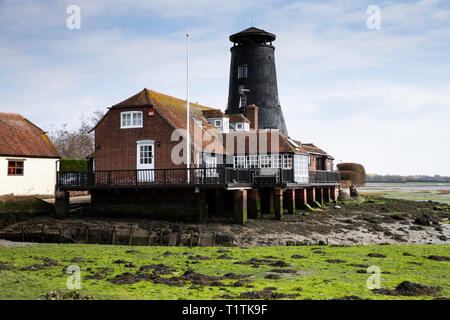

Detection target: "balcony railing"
[57, 168, 340, 189]
[309, 170, 341, 184]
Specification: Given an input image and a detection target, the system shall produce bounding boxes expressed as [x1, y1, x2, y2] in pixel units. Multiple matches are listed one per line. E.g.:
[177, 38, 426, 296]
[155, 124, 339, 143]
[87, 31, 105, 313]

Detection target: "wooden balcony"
[56, 168, 340, 190]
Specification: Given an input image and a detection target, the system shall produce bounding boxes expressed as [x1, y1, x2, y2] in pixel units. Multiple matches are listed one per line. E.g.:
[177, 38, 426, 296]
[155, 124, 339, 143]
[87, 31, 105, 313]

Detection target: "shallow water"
[359, 182, 450, 204]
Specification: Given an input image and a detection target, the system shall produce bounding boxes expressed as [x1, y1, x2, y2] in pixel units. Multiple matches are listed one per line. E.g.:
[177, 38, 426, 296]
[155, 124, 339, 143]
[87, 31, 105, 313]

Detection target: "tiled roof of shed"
[0, 113, 60, 158]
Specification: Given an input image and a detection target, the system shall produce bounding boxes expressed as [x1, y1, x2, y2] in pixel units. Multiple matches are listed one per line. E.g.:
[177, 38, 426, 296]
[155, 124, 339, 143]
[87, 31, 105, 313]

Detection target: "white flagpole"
[186, 33, 190, 183]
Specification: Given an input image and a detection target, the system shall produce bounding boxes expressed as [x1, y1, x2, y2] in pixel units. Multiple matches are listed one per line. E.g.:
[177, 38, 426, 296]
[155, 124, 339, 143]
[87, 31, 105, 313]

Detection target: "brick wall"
[94, 107, 184, 171]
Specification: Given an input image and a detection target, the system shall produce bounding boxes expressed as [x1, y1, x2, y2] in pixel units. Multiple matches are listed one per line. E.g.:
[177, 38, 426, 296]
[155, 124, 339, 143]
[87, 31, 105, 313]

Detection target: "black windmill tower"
[225, 27, 289, 136]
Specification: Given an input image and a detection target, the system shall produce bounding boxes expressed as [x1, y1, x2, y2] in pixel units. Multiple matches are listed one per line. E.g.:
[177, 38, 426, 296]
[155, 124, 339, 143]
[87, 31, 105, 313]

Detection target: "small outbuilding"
[0, 113, 60, 195]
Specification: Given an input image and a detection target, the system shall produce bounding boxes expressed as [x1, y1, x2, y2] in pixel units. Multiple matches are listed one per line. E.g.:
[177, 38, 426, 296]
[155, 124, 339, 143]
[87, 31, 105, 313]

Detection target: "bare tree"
[47, 110, 104, 159]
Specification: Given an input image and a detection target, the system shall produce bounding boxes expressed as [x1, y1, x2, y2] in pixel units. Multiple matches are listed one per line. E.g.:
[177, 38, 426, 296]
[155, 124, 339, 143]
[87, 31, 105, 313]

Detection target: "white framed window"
[121, 111, 143, 128]
[234, 156, 246, 168]
[238, 65, 248, 79]
[205, 156, 218, 177]
[294, 154, 309, 183]
[246, 155, 259, 168]
[215, 119, 222, 127]
[236, 123, 243, 131]
[259, 155, 272, 168]
[272, 154, 282, 168]
[282, 154, 292, 169]
[327, 162, 331, 171]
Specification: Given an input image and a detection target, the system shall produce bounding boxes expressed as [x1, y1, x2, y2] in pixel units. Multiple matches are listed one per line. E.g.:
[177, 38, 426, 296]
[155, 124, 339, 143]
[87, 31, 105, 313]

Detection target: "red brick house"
[56, 88, 339, 223]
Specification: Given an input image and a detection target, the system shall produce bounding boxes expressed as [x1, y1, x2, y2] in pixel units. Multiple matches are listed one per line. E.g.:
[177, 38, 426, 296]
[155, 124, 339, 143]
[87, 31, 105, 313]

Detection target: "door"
[136, 140, 154, 182]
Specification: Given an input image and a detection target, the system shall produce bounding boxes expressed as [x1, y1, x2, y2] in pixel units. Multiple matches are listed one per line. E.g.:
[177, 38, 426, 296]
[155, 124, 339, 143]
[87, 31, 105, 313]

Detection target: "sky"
[0, 0, 449, 176]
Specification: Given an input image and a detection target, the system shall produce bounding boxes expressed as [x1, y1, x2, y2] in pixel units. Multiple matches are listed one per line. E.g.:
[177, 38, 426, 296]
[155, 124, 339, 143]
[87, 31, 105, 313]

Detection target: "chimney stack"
[245, 104, 258, 130]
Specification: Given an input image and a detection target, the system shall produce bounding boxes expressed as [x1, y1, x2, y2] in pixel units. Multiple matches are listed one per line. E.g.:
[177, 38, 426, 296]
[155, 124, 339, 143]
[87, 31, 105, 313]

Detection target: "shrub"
[337, 163, 366, 186]
[60, 159, 88, 172]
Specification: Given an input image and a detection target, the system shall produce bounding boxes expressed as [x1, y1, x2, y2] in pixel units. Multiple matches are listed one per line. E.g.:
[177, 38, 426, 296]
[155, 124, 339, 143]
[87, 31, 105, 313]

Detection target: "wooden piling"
[148, 231, 153, 246]
[159, 230, 164, 246]
[98, 226, 103, 243]
[111, 226, 116, 245]
[197, 232, 202, 246]
[21, 226, 25, 242]
[189, 231, 194, 247]
[128, 226, 135, 246]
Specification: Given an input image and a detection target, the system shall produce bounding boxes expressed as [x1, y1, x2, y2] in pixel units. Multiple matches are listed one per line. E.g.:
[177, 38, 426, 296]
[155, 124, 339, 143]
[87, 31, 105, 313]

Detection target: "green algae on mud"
[0, 244, 448, 300]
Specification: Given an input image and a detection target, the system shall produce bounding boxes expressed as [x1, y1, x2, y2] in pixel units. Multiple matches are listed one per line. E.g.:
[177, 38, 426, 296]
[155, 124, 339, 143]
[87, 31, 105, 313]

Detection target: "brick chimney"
[245, 104, 258, 130]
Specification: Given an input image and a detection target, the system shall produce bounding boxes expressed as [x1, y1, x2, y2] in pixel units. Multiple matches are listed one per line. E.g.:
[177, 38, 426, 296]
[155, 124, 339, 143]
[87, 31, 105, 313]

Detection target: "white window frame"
[214, 119, 222, 127]
[282, 154, 292, 169]
[272, 154, 282, 168]
[233, 156, 246, 168]
[121, 111, 143, 129]
[236, 123, 243, 131]
[246, 155, 259, 168]
[238, 65, 248, 79]
[259, 155, 272, 168]
[204, 156, 218, 177]
[294, 154, 309, 183]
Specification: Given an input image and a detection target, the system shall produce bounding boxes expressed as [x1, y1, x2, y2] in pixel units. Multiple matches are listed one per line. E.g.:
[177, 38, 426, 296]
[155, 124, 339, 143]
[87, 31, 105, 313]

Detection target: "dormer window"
[121, 111, 143, 128]
[236, 123, 243, 131]
[238, 65, 248, 79]
[215, 120, 222, 127]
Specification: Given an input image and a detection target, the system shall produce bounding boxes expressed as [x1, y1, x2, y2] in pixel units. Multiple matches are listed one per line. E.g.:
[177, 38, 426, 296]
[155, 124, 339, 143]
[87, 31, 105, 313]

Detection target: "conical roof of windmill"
[229, 27, 276, 43]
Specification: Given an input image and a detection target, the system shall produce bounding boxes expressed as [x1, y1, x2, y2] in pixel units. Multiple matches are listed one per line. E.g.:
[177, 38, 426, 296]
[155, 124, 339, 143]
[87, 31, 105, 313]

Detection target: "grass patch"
[0, 244, 448, 300]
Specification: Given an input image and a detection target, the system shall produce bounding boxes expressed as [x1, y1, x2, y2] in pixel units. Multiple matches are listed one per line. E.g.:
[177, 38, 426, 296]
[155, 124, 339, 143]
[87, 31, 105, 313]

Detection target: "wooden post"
[21, 226, 25, 242]
[189, 231, 194, 247]
[98, 226, 103, 243]
[111, 226, 116, 245]
[129, 226, 135, 246]
[212, 232, 216, 246]
[307, 188, 316, 204]
[148, 231, 153, 246]
[274, 188, 283, 220]
[197, 232, 202, 246]
[296, 188, 307, 209]
[285, 189, 296, 214]
[247, 189, 261, 219]
[232, 189, 247, 225]
[159, 230, 164, 245]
